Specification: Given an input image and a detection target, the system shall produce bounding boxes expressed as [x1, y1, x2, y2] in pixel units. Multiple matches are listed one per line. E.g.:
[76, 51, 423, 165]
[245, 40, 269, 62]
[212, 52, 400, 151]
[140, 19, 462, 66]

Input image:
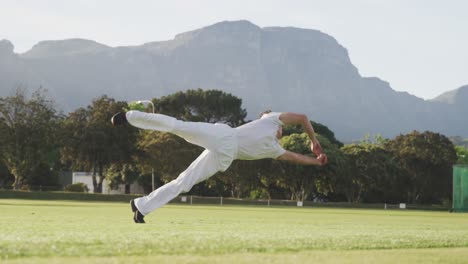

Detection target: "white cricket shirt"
[235, 112, 286, 160]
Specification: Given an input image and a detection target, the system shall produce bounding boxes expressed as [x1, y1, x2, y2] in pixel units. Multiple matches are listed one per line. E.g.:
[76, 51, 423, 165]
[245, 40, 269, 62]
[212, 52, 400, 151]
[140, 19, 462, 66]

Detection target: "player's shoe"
[130, 199, 145, 224]
[111, 112, 128, 127]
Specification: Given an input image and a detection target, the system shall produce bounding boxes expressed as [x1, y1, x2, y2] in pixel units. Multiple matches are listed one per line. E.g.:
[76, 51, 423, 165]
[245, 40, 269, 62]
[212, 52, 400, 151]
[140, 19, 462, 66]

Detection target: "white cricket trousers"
[126, 111, 237, 215]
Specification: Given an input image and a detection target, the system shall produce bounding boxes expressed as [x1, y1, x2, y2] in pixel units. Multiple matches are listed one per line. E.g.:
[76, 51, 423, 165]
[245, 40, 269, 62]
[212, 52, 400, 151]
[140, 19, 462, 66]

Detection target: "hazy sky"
[1, 0, 467, 99]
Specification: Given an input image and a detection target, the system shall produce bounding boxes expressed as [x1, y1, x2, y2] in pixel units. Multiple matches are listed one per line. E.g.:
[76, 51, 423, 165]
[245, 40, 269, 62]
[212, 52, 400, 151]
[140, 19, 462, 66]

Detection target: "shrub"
[64, 183, 89, 193]
[250, 189, 270, 200]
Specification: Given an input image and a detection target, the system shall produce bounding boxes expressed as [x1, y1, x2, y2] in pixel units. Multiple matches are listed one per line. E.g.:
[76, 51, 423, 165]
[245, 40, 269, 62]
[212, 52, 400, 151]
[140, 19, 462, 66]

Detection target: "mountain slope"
[0, 21, 466, 141]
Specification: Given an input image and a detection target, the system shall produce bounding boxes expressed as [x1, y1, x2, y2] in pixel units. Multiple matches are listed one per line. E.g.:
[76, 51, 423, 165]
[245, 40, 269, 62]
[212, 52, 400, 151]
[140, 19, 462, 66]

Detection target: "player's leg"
[125, 110, 232, 151]
[133, 149, 220, 216]
[125, 110, 178, 132]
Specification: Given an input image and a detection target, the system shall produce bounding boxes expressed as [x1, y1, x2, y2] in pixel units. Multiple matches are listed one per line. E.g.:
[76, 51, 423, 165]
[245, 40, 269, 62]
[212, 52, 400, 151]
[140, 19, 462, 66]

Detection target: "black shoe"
[111, 112, 128, 127]
[130, 199, 145, 224]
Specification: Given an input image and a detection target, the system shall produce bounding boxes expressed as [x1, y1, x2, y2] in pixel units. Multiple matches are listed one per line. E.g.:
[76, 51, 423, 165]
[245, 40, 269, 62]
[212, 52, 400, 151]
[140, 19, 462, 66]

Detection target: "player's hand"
[317, 154, 328, 166]
[311, 140, 323, 156]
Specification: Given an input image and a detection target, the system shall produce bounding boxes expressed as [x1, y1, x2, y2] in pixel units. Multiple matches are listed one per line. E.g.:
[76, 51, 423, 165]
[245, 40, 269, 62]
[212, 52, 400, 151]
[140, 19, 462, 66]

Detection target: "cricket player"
[111, 110, 327, 223]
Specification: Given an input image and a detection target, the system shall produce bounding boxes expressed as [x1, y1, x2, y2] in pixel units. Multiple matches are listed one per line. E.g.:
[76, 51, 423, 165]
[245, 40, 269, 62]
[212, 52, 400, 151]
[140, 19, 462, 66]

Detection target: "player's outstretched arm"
[277, 151, 327, 166]
[279, 112, 323, 156]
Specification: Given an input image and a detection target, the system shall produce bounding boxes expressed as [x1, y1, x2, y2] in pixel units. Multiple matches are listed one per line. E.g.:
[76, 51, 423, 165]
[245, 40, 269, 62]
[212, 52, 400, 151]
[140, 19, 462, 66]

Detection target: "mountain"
[22, 39, 110, 58]
[431, 85, 468, 105]
[0, 20, 466, 141]
[430, 85, 468, 137]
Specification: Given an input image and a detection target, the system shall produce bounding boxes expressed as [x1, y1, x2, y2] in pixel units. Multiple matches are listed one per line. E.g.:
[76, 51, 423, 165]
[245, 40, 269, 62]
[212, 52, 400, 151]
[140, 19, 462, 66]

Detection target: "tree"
[60, 95, 137, 193]
[341, 143, 407, 203]
[106, 163, 141, 193]
[279, 133, 319, 201]
[385, 131, 457, 203]
[135, 131, 202, 185]
[455, 146, 468, 165]
[218, 158, 286, 199]
[282, 121, 343, 147]
[300, 134, 349, 202]
[0, 88, 60, 189]
[0, 161, 13, 187]
[153, 89, 247, 126]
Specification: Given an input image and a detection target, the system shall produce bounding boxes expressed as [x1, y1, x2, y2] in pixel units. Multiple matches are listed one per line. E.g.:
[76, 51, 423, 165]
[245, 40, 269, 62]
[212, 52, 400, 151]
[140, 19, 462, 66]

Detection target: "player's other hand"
[311, 140, 323, 156]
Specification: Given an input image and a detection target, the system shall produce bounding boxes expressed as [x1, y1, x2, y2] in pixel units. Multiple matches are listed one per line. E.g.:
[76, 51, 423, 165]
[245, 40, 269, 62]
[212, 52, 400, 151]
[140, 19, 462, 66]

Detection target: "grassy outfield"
[1, 199, 467, 263]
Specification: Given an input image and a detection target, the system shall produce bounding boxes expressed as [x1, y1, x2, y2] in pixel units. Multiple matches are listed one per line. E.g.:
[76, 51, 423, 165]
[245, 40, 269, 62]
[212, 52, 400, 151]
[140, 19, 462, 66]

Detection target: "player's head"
[258, 109, 272, 118]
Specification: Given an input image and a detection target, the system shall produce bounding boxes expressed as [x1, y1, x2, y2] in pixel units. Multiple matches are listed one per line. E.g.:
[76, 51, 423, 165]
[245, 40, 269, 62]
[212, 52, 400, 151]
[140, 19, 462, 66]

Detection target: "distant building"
[72, 172, 144, 194]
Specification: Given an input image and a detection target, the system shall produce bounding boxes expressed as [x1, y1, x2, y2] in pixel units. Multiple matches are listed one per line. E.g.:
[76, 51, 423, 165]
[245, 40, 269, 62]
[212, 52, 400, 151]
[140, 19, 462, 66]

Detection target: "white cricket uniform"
[128, 111, 285, 215]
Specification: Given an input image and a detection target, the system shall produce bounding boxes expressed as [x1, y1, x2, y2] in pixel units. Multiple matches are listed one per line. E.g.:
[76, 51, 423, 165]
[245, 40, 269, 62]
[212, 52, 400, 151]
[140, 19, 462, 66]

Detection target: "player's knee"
[174, 177, 194, 193]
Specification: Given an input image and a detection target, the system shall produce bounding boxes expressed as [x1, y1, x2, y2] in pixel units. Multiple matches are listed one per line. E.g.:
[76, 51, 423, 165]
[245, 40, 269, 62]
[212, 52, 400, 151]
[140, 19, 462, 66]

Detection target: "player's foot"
[111, 112, 127, 127]
[130, 199, 145, 224]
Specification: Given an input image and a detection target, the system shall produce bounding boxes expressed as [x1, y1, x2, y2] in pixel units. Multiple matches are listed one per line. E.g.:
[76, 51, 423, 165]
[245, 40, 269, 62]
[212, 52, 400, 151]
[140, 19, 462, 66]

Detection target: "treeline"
[0, 87, 466, 204]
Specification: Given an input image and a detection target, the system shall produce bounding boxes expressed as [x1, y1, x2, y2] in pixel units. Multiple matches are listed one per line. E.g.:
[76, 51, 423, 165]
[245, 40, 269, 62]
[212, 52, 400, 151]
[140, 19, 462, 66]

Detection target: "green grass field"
[1, 199, 468, 263]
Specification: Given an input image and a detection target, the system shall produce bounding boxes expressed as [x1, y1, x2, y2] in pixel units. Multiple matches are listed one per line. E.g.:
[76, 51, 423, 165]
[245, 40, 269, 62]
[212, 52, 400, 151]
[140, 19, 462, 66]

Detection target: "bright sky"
[1, 0, 467, 99]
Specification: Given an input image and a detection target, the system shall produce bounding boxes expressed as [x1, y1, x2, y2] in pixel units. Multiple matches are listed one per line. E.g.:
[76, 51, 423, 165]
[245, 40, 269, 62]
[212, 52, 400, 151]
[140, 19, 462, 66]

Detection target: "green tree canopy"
[385, 131, 457, 203]
[135, 131, 202, 184]
[279, 133, 320, 201]
[282, 121, 343, 147]
[153, 89, 247, 126]
[455, 146, 468, 165]
[277, 133, 348, 201]
[106, 163, 141, 192]
[341, 143, 407, 203]
[0, 88, 60, 189]
[60, 95, 137, 193]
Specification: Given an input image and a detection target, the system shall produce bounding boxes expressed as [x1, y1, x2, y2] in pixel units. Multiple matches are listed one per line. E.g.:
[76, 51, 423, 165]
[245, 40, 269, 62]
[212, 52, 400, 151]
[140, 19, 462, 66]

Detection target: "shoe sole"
[130, 199, 145, 224]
